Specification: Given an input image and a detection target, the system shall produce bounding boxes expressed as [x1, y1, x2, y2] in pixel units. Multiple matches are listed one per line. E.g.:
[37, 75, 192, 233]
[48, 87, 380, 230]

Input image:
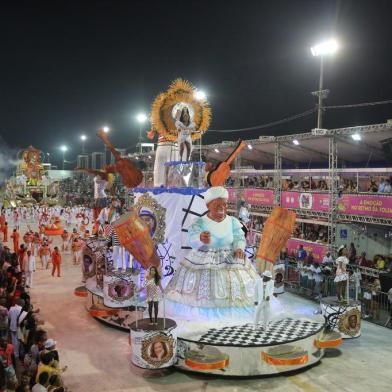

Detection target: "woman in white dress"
[166, 187, 260, 314]
[176, 107, 195, 161]
[334, 246, 349, 302]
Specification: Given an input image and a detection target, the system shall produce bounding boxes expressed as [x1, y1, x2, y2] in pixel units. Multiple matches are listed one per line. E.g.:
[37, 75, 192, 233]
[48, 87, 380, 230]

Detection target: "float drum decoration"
[112, 211, 160, 269]
[255, 207, 296, 274]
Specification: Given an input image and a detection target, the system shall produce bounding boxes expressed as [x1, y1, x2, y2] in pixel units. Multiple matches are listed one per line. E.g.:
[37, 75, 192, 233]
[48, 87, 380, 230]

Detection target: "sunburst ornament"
[151, 78, 211, 142]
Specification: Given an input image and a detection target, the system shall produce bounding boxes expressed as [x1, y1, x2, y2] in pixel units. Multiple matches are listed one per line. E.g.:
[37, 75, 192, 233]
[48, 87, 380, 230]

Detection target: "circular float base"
[74, 286, 88, 297]
[175, 318, 338, 376]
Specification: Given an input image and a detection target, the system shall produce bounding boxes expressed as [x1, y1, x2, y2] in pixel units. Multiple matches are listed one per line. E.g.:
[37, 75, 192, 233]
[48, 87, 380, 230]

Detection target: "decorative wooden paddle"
[97, 130, 143, 188]
[206, 140, 246, 186]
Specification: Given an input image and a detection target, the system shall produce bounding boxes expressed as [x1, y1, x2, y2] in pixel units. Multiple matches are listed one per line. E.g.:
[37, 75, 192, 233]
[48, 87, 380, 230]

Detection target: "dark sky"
[1, 0, 392, 166]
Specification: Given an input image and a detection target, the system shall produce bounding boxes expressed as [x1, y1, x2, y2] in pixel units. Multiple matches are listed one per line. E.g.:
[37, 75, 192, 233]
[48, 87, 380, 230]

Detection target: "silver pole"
[317, 56, 324, 129]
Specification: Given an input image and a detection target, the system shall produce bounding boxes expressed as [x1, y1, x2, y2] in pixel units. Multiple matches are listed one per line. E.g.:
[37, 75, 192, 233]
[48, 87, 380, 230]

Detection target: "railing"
[284, 262, 392, 329]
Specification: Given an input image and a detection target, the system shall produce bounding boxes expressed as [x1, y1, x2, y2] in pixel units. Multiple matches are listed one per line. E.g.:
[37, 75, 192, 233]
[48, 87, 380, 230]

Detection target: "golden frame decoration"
[338, 308, 361, 337]
[141, 334, 175, 367]
[134, 193, 166, 245]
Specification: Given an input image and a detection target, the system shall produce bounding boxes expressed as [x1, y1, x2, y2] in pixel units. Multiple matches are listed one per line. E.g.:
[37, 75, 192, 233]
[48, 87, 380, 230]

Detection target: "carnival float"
[74, 79, 343, 376]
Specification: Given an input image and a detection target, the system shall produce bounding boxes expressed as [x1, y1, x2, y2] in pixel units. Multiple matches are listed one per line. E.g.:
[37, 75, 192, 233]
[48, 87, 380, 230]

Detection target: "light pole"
[80, 134, 87, 153]
[136, 113, 147, 153]
[311, 39, 338, 128]
[102, 126, 110, 165]
[60, 145, 68, 170]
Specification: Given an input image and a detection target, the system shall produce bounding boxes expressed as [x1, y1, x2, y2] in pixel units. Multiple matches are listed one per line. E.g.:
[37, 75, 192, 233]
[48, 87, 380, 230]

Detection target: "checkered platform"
[197, 318, 324, 347]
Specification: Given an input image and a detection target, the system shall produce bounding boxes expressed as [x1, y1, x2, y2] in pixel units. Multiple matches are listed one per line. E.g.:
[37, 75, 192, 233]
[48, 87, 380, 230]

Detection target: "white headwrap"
[204, 186, 229, 205]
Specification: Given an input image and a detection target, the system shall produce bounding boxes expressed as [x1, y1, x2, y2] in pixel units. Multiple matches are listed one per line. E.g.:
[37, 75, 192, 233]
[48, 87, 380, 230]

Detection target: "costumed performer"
[175, 106, 195, 161]
[254, 270, 274, 330]
[165, 186, 260, 316]
[335, 245, 349, 302]
[140, 266, 164, 325]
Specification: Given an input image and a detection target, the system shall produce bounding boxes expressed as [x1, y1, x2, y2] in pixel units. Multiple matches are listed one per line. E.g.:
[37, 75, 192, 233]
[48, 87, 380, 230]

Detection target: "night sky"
[1, 0, 392, 167]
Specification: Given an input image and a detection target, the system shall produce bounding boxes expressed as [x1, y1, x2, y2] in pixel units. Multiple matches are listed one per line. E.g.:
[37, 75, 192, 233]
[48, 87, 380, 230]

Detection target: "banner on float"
[227, 188, 274, 206]
[286, 239, 328, 263]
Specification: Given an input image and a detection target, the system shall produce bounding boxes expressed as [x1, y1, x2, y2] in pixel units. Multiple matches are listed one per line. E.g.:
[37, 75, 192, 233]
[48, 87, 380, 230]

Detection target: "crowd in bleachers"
[227, 175, 392, 193]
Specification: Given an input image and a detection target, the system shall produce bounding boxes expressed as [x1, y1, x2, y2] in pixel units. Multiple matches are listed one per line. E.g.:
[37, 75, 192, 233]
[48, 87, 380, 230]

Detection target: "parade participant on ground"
[71, 237, 84, 266]
[10, 229, 20, 254]
[335, 246, 349, 302]
[51, 247, 62, 277]
[141, 266, 164, 325]
[23, 231, 33, 251]
[18, 244, 28, 272]
[61, 230, 69, 252]
[32, 233, 42, 259]
[39, 240, 52, 270]
[2, 222, 8, 243]
[253, 270, 275, 330]
[26, 250, 36, 288]
[8, 298, 24, 358]
[166, 186, 261, 314]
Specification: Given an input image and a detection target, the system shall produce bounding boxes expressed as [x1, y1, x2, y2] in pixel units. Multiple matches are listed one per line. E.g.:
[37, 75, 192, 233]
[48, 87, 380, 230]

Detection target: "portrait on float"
[132, 192, 208, 287]
[131, 331, 177, 369]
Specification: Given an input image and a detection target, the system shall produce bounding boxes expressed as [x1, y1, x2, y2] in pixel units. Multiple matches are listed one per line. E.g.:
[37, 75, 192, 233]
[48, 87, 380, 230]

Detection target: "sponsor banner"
[286, 239, 328, 263]
[338, 194, 392, 218]
[229, 189, 392, 218]
[227, 188, 274, 206]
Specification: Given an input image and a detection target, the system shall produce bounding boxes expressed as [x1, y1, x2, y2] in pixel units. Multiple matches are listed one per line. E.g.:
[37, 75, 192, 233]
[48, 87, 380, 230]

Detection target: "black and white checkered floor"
[197, 318, 324, 347]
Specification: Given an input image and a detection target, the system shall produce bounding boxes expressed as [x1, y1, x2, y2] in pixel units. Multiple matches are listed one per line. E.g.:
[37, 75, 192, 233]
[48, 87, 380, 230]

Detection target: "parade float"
[3, 145, 61, 207]
[74, 79, 342, 376]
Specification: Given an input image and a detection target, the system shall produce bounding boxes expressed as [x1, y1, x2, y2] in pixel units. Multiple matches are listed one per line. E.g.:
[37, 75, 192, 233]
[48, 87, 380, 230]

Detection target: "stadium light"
[247, 144, 253, 150]
[136, 113, 147, 123]
[60, 145, 67, 152]
[311, 39, 339, 57]
[293, 139, 299, 145]
[214, 148, 220, 153]
[194, 90, 207, 101]
[352, 134, 361, 141]
[103, 126, 110, 133]
[80, 134, 87, 141]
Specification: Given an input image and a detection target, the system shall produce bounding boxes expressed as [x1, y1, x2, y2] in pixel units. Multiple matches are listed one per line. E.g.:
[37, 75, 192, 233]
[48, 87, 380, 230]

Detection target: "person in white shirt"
[254, 270, 275, 330]
[26, 250, 36, 288]
[8, 298, 25, 357]
[310, 262, 322, 298]
[322, 252, 334, 266]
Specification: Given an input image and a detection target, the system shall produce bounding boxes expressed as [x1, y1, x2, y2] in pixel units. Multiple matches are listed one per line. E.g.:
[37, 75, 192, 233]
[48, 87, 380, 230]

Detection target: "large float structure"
[73, 79, 355, 377]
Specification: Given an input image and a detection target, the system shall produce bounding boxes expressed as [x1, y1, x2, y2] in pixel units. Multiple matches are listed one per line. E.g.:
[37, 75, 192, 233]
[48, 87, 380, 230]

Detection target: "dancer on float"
[140, 266, 164, 325]
[175, 106, 195, 161]
[254, 270, 274, 330]
[335, 245, 349, 302]
[166, 186, 261, 320]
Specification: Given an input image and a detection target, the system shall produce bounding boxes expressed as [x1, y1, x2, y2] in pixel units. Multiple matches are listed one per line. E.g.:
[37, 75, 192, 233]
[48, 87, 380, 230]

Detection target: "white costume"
[254, 273, 275, 330]
[239, 206, 250, 224]
[153, 134, 179, 187]
[26, 255, 36, 288]
[176, 120, 195, 161]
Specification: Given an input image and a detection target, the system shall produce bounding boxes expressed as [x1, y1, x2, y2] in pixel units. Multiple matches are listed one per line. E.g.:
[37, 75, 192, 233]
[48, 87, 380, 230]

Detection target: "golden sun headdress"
[151, 78, 211, 142]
